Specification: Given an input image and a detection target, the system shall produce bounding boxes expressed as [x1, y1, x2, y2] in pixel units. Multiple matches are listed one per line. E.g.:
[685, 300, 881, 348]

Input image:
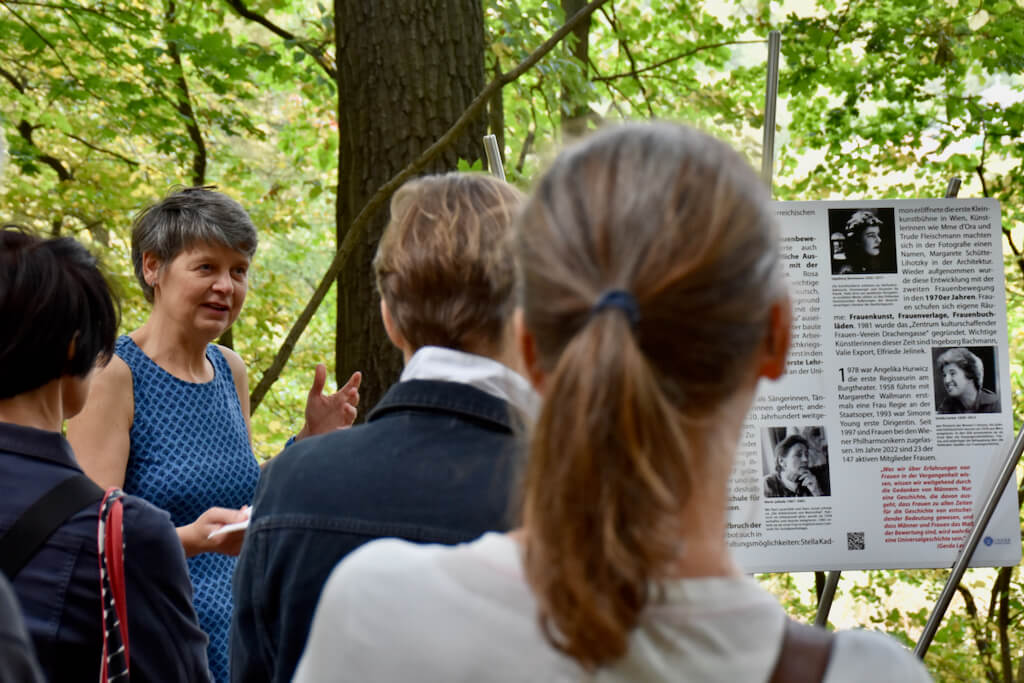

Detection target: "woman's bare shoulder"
[215, 344, 246, 374]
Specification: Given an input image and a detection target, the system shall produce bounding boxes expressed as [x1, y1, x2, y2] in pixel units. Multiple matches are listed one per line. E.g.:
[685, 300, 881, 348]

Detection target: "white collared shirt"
[400, 346, 539, 423]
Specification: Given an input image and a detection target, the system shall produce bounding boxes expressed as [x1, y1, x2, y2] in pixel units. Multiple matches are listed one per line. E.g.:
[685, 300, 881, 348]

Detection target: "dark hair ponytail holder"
[590, 289, 639, 328]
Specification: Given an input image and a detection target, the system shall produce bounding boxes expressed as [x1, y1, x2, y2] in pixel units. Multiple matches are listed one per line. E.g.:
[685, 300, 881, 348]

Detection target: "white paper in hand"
[207, 507, 252, 538]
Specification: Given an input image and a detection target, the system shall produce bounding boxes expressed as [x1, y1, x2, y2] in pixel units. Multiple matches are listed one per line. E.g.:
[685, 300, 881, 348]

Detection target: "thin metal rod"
[914, 423, 1024, 659]
[944, 177, 962, 198]
[814, 570, 841, 627]
[761, 30, 782, 191]
[483, 134, 506, 182]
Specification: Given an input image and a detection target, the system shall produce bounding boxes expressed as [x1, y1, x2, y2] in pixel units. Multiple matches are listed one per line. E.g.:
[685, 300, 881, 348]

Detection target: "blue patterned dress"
[117, 336, 260, 683]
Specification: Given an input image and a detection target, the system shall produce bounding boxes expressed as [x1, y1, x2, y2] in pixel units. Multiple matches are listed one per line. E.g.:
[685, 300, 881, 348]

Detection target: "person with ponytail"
[292, 123, 931, 682]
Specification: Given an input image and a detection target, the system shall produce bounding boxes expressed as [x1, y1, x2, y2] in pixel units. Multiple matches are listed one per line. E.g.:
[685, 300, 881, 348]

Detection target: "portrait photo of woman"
[828, 207, 897, 275]
[762, 426, 831, 498]
[933, 346, 1000, 414]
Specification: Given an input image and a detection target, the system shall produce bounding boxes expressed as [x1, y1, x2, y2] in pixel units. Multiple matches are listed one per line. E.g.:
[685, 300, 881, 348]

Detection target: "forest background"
[1, 0, 1023, 679]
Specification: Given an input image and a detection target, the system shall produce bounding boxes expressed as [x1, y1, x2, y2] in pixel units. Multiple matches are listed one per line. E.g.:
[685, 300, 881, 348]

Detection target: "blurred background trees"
[2, 1, 1023, 678]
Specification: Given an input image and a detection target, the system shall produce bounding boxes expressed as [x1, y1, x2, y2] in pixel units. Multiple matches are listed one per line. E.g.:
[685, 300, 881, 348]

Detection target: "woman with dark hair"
[292, 124, 930, 681]
[763, 434, 827, 497]
[935, 347, 999, 414]
[0, 229, 210, 680]
[66, 188, 359, 683]
[837, 210, 884, 274]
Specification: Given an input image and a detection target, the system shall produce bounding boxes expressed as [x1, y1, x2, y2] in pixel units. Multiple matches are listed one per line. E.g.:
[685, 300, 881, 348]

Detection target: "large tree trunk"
[560, 0, 591, 137]
[334, 0, 487, 415]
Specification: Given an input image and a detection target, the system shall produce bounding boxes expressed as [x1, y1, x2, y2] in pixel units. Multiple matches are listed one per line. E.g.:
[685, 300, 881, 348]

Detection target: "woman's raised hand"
[296, 365, 362, 441]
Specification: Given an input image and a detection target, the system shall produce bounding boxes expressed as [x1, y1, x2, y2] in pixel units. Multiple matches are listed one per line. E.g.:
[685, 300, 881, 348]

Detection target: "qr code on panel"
[847, 532, 865, 551]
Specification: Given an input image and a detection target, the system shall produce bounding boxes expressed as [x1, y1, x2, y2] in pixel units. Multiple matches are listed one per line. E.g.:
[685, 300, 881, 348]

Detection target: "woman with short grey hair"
[67, 186, 359, 683]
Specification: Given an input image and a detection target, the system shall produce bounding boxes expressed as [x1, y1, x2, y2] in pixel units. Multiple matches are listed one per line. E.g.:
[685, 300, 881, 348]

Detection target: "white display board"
[729, 198, 1022, 572]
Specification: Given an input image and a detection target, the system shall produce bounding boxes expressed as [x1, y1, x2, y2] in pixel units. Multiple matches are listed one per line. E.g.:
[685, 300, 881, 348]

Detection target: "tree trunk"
[560, 0, 591, 137]
[334, 0, 487, 415]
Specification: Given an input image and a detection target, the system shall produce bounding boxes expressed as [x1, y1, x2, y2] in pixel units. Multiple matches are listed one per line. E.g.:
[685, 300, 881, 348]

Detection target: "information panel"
[729, 198, 1022, 572]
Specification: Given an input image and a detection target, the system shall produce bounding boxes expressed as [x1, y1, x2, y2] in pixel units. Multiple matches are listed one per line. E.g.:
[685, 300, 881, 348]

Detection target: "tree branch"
[588, 55, 639, 118]
[1, 2, 84, 82]
[992, 567, 1013, 683]
[16, 120, 73, 181]
[3, 0, 142, 29]
[64, 133, 139, 167]
[957, 583, 997, 679]
[166, 0, 206, 185]
[592, 38, 764, 82]
[0, 64, 26, 93]
[600, 5, 654, 117]
[250, 0, 612, 411]
[222, 0, 336, 79]
[976, 126, 990, 198]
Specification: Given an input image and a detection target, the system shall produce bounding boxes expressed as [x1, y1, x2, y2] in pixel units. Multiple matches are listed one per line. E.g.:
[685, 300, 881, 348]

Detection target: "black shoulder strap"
[0, 474, 105, 580]
[769, 617, 836, 683]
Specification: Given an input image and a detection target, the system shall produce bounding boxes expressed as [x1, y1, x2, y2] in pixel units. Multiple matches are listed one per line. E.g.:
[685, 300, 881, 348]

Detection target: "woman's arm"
[66, 355, 134, 488]
[218, 344, 253, 443]
[71, 351, 249, 557]
[218, 345, 360, 470]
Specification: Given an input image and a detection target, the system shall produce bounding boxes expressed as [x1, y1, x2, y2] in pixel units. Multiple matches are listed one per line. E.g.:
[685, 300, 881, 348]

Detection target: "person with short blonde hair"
[231, 172, 533, 683]
[374, 173, 520, 356]
[294, 124, 931, 682]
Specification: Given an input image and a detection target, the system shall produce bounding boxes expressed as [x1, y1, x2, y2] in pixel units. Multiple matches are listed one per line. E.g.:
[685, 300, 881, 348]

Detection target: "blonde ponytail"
[516, 123, 785, 670]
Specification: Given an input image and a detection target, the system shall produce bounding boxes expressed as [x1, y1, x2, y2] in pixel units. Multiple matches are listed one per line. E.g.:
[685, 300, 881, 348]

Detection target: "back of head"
[517, 122, 784, 669]
[0, 229, 118, 399]
[131, 186, 258, 302]
[373, 173, 525, 355]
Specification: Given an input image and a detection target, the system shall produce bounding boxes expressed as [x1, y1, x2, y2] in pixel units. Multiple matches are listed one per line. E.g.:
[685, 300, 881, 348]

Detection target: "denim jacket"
[230, 379, 526, 683]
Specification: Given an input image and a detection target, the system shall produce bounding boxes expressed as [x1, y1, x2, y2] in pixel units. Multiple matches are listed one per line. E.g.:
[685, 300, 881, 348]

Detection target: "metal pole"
[914, 424, 1024, 659]
[483, 134, 506, 182]
[814, 570, 842, 627]
[944, 177, 961, 199]
[761, 30, 782, 190]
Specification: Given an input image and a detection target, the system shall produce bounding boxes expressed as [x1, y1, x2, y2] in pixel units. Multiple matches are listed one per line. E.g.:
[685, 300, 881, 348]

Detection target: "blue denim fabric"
[230, 379, 525, 683]
[0, 422, 211, 682]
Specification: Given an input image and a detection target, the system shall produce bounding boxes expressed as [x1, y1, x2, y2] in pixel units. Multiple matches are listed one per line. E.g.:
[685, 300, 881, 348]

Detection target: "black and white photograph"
[828, 207, 897, 275]
[761, 426, 831, 498]
[932, 346, 1001, 414]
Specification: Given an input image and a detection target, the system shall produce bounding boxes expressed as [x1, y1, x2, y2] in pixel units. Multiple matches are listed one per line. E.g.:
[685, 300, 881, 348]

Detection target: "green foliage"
[3, 1, 1024, 676]
[0, 0, 338, 459]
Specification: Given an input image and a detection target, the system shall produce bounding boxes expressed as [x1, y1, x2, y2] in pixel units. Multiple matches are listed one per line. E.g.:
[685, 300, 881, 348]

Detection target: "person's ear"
[515, 309, 546, 394]
[380, 299, 412, 360]
[756, 296, 791, 381]
[141, 251, 161, 289]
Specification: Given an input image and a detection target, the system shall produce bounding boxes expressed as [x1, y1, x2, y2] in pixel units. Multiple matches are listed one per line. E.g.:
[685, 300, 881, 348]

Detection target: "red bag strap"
[105, 493, 129, 664]
[97, 488, 129, 682]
